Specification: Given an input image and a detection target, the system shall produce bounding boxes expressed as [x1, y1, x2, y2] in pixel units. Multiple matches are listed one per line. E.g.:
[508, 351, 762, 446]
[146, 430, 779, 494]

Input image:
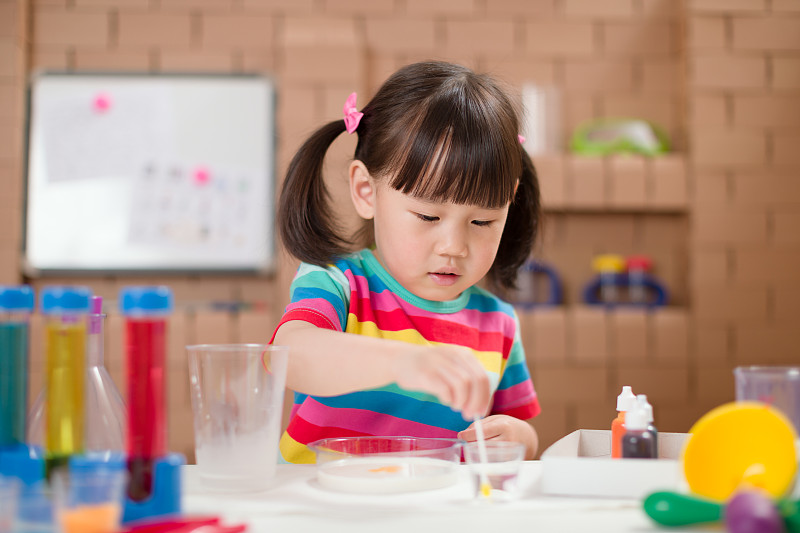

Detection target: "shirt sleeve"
[489, 311, 541, 420]
[270, 262, 351, 342]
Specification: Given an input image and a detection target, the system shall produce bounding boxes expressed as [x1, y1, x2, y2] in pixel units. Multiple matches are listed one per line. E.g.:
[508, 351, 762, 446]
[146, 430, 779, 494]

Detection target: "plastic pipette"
[473, 418, 491, 499]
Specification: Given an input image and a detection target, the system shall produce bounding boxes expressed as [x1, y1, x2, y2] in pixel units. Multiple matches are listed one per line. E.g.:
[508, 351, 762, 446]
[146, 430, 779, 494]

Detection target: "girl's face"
[353, 170, 510, 301]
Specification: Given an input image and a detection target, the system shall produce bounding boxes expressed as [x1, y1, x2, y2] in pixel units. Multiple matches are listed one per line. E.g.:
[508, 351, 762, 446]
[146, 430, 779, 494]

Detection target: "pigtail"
[490, 149, 541, 290]
[278, 120, 351, 266]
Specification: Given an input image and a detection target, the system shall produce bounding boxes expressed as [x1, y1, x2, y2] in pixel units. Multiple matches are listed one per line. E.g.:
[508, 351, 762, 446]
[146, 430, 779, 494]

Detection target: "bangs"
[382, 79, 522, 209]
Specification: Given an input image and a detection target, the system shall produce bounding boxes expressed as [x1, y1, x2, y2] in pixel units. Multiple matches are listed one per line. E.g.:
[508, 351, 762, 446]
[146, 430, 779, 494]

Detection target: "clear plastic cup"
[16, 481, 54, 533]
[52, 469, 126, 533]
[463, 441, 525, 502]
[0, 476, 19, 533]
[187, 344, 289, 492]
[734, 366, 800, 435]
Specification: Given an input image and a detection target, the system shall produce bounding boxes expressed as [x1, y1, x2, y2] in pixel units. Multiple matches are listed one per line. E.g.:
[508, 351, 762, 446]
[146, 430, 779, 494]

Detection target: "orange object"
[60, 503, 121, 533]
[368, 465, 402, 474]
[611, 412, 626, 459]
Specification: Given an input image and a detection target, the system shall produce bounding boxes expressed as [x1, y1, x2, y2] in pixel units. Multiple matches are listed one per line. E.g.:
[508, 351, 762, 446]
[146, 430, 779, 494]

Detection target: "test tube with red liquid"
[120, 286, 173, 502]
[626, 255, 653, 305]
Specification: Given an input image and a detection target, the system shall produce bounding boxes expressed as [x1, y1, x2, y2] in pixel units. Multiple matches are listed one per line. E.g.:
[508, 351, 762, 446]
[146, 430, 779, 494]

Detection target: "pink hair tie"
[518, 134, 526, 144]
[343, 92, 363, 134]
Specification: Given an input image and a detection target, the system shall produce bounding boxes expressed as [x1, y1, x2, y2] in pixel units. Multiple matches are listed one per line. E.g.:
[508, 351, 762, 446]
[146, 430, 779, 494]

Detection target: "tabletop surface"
[181, 462, 708, 532]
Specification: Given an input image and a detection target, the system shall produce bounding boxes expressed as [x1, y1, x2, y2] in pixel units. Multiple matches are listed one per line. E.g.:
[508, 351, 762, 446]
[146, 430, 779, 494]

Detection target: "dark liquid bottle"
[621, 398, 657, 459]
[621, 429, 657, 459]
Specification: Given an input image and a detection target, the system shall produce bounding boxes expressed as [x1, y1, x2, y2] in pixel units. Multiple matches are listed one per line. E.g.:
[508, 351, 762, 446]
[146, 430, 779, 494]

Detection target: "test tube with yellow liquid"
[41, 286, 91, 474]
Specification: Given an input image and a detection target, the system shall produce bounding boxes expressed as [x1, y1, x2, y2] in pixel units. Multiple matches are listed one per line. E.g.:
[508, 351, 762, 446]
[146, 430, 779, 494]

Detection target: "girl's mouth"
[428, 272, 460, 286]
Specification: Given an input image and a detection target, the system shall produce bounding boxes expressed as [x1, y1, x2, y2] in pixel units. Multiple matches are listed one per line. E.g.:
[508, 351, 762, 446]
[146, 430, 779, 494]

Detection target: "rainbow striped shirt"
[275, 249, 540, 464]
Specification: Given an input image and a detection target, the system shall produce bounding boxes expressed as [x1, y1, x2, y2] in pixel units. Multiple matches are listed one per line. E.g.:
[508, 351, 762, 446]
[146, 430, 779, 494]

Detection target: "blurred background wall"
[0, 0, 798, 459]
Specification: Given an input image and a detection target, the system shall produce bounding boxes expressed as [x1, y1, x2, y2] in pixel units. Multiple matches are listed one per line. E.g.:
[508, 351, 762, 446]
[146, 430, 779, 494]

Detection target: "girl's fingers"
[463, 361, 490, 419]
[393, 345, 491, 417]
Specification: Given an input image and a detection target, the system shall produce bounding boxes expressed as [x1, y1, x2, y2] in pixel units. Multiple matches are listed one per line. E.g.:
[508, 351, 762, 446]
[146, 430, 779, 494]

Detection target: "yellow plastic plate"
[682, 401, 798, 501]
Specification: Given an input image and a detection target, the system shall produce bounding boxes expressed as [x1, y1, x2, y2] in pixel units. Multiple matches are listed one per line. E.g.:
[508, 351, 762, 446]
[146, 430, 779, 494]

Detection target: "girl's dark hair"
[278, 61, 540, 289]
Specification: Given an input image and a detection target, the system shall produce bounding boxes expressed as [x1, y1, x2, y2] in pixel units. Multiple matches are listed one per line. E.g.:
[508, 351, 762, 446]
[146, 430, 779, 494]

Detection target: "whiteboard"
[23, 72, 276, 275]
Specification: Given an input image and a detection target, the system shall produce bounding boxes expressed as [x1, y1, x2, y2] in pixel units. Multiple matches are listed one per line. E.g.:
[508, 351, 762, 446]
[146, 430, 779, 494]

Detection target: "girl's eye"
[416, 213, 438, 222]
[472, 220, 492, 227]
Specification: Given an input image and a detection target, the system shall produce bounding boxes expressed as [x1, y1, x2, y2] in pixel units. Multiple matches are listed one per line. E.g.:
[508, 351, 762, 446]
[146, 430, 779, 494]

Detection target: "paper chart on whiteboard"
[127, 161, 259, 252]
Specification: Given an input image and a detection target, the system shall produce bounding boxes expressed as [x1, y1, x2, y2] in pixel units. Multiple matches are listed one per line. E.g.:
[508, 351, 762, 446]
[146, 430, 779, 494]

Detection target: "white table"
[182, 462, 708, 532]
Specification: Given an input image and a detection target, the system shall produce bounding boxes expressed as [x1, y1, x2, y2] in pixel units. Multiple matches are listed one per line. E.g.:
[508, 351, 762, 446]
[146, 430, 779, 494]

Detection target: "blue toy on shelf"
[512, 261, 563, 309]
[583, 272, 669, 308]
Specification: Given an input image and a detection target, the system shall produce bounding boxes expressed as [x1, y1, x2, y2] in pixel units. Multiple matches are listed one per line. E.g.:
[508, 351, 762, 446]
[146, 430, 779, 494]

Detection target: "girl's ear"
[349, 160, 376, 220]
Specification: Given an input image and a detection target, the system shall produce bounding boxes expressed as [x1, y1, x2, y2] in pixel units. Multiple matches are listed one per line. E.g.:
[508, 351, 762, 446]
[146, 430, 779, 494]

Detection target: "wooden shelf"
[532, 153, 688, 213]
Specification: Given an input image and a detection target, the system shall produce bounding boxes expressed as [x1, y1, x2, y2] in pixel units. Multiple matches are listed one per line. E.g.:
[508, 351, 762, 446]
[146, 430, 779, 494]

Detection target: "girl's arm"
[273, 319, 491, 420]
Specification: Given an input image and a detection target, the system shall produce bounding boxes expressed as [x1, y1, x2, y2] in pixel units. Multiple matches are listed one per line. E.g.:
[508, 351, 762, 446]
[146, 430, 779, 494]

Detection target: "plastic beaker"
[0, 475, 19, 533]
[734, 366, 800, 435]
[52, 468, 126, 533]
[16, 481, 54, 533]
[463, 441, 525, 501]
[187, 344, 289, 492]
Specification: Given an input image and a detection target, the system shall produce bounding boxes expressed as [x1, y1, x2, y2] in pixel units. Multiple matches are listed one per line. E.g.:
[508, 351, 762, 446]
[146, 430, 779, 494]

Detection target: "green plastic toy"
[570, 118, 670, 156]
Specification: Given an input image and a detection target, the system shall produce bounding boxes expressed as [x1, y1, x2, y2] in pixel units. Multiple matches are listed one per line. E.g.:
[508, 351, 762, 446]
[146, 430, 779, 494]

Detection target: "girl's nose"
[435, 226, 468, 258]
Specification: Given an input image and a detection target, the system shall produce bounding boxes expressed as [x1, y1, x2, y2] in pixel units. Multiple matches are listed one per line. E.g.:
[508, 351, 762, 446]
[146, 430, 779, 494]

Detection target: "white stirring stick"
[474, 417, 492, 499]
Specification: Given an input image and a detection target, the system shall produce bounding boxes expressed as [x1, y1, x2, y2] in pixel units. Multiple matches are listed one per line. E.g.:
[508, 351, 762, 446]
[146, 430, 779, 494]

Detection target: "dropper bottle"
[611, 386, 636, 459]
[621, 398, 657, 459]
[636, 394, 658, 458]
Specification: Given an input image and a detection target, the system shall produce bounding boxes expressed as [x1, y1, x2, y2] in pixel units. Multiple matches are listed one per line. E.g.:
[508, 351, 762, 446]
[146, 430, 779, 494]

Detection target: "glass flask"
[28, 295, 127, 454]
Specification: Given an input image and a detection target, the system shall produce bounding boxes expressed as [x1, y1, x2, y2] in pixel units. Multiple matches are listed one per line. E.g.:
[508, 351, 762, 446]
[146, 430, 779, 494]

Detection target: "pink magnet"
[193, 166, 211, 186]
[93, 93, 112, 113]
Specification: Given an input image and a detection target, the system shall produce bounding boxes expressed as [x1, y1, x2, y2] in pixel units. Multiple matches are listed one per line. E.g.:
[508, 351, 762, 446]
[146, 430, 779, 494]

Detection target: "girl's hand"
[390, 344, 491, 420]
[458, 415, 539, 460]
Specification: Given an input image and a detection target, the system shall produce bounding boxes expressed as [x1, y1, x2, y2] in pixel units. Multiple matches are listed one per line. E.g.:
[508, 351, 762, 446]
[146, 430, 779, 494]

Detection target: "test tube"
[591, 254, 625, 305]
[0, 286, 35, 448]
[626, 255, 653, 305]
[120, 286, 173, 502]
[41, 286, 92, 473]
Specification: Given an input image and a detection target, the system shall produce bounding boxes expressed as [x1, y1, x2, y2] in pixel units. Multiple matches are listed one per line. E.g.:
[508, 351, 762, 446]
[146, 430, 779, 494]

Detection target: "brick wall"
[1, 0, 797, 459]
[0, 0, 26, 283]
[686, 0, 800, 443]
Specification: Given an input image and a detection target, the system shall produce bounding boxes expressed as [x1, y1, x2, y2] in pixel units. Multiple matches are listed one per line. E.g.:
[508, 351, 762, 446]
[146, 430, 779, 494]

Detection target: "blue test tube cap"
[120, 286, 174, 316]
[69, 452, 126, 474]
[0, 285, 34, 312]
[40, 286, 92, 314]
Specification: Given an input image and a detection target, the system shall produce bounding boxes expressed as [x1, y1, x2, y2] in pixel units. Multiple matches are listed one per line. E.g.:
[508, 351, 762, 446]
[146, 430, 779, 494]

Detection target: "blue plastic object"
[0, 286, 35, 311]
[514, 261, 563, 309]
[69, 451, 127, 473]
[119, 286, 174, 316]
[122, 452, 185, 524]
[582, 272, 668, 308]
[0, 444, 45, 486]
[40, 286, 91, 314]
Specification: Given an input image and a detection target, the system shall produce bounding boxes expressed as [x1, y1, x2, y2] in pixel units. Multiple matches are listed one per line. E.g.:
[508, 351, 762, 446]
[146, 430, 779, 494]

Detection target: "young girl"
[272, 61, 542, 463]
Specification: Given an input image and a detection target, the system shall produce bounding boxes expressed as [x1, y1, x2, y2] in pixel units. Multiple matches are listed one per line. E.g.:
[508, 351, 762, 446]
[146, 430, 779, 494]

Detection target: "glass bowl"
[308, 436, 463, 494]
